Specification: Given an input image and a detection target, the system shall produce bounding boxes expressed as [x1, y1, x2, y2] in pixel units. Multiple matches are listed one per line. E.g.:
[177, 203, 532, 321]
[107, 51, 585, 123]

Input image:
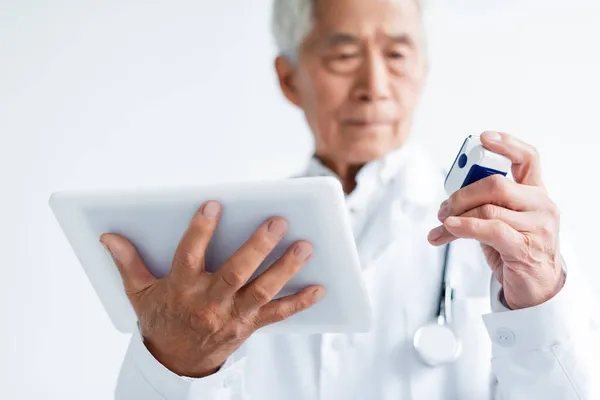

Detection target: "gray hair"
[271, 0, 427, 63]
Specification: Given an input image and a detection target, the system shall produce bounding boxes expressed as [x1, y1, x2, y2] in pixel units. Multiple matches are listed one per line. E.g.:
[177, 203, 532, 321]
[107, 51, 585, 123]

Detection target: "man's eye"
[324, 52, 362, 73]
[335, 53, 359, 60]
[387, 51, 405, 59]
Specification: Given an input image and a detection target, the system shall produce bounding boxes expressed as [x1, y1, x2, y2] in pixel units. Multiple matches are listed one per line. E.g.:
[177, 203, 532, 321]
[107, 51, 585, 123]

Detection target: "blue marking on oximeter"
[458, 154, 468, 168]
[461, 164, 507, 188]
[444, 136, 472, 187]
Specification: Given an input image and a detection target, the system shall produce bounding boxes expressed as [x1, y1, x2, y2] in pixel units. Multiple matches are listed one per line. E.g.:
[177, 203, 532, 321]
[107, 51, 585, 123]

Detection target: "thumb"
[100, 233, 156, 298]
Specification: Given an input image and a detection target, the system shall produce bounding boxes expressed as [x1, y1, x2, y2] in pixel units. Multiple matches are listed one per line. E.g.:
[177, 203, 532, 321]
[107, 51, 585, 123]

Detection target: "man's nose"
[352, 53, 391, 102]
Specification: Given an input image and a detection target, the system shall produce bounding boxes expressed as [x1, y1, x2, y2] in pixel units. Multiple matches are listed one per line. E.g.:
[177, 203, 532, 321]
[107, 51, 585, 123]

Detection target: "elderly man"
[102, 0, 599, 399]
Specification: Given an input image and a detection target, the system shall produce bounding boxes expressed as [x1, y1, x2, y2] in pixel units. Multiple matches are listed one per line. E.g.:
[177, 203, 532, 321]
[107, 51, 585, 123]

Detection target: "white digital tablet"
[49, 177, 372, 334]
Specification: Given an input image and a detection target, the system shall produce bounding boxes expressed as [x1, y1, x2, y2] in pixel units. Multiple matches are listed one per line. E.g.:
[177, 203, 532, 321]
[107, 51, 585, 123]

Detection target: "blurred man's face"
[277, 0, 427, 166]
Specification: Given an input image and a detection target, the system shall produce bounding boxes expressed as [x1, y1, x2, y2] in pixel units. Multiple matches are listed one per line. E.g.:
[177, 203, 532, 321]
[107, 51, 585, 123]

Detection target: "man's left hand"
[428, 131, 565, 310]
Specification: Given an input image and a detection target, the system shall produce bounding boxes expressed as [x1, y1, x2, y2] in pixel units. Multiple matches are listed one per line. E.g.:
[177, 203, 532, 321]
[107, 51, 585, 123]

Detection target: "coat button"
[494, 328, 515, 347]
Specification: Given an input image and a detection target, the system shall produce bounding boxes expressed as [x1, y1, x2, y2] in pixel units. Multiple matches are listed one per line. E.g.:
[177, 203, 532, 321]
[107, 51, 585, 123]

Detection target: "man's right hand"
[100, 200, 325, 378]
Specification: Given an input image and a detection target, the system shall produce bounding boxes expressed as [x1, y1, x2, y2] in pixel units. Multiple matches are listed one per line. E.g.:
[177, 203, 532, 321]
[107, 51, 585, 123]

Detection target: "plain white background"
[1, 0, 599, 398]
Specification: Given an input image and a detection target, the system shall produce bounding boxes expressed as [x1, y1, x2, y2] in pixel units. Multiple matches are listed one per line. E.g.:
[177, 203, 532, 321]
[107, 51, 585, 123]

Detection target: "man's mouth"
[343, 119, 394, 127]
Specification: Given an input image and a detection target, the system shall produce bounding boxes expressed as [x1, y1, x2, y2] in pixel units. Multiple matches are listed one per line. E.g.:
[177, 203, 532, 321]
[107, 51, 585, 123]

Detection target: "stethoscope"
[412, 243, 462, 367]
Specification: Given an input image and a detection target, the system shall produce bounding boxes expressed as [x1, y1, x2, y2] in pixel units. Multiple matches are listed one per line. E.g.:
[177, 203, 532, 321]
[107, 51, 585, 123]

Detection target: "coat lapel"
[355, 148, 447, 269]
[298, 143, 447, 270]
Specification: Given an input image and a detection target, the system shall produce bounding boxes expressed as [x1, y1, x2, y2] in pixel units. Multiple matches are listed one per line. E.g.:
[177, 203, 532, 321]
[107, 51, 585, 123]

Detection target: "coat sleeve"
[114, 324, 249, 400]
[483, 242, 600, 400]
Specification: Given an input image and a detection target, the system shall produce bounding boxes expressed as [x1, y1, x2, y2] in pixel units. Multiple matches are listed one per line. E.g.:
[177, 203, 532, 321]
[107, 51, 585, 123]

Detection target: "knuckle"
[172, 249, 199, 269]
[480, 204, 499, 220]
[190, 307, 222, 333]
[280, 300, 309, 320]
[466, 217, 479, 231]
[220, 267, 246, 288]
[487, 174, 507, 194]
[295, 296, 313, 311]
[272, 307, 290, 322]
[287, 297, 313, 317]
[448, 191, 462, 210]
[220, 321, 249, 343]
[249, 284, 272, 304]
[540, 218, 556, 237]
[249, 235, 273, 258]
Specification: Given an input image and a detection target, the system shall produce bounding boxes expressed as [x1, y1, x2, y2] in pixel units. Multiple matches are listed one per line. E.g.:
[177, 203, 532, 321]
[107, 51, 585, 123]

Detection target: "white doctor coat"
[115, 143, 600, 399]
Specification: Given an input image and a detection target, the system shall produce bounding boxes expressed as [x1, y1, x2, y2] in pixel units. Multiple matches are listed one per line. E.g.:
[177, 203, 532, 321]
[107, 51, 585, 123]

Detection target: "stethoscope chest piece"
[413, 322, 462, 367]
[412, 243, 462, 367]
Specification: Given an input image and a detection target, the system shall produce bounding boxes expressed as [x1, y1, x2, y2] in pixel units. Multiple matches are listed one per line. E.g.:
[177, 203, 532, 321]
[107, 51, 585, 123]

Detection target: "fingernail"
[483, 131, 502, 142]
[312, 288, 325, 302]
[202, 201, 221, 219]
[428, 226, 444, 241]
[294, 242, 313, 261]
[268, 218, 288, 237]
[437, 200, 450, 221]
[445, 216, 461, 228]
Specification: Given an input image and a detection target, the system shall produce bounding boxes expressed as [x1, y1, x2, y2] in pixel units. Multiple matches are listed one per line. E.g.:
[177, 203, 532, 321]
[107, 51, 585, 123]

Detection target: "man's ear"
[275, 55, 301, 107]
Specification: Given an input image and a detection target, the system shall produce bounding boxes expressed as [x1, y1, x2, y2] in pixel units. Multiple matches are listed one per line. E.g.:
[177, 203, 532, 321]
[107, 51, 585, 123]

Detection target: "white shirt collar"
[304, 141, 410, 185]
[300, 139, 445, 209]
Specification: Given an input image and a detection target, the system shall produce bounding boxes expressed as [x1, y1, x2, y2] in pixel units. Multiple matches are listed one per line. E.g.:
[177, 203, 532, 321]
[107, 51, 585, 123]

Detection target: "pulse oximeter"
[444, 135, 512, 196]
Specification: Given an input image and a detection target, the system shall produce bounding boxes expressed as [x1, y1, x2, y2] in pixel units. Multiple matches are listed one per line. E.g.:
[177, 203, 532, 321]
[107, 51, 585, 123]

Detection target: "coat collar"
[300, 139, 446, 209]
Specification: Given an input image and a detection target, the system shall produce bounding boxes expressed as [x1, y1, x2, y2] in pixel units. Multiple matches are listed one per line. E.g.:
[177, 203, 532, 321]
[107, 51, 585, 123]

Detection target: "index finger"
[440, 175, 542, 223]
[209, 217, 288, 299]
[171, 200, 221, 278]
[479, 131, 544, 187]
